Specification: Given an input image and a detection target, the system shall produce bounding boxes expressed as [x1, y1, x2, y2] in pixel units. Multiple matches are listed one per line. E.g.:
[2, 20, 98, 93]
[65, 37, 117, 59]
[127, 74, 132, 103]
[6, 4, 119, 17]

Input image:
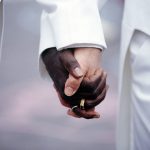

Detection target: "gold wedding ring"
[80, 99, 85, 110]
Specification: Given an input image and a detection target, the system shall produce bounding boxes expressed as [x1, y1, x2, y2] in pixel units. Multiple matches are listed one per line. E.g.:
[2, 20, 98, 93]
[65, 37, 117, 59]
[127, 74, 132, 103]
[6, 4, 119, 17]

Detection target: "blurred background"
[0, 0, 123, 150]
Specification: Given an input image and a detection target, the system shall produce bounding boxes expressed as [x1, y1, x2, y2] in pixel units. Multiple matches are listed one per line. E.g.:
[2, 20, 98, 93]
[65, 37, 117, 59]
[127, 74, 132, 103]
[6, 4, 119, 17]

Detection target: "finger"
[77, 70, 107, 100]
[72, 107, 100, 119]
[79, 69, 103, 93]
[85, 71, 107, 99]
[67, 108, 97, 118]
[59, 49, 83, 78]
[95, 71, 107, 94]
[85, 85, 109, 109]
[64, 74, 84, 96]
[53, 84, 71, 108]
[67, 109, 81, 118]
[57, 92, 71, 108]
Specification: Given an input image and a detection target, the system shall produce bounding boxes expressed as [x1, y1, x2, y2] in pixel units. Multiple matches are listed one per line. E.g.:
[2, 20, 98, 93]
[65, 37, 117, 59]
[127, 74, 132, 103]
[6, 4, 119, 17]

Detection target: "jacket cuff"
[47, 0, 107, 51]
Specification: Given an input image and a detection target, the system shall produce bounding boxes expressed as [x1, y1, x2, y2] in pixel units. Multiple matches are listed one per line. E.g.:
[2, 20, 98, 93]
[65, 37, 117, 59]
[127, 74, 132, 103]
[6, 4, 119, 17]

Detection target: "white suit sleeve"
[36, 0, 107, 78]
[37, 0, 106, 52]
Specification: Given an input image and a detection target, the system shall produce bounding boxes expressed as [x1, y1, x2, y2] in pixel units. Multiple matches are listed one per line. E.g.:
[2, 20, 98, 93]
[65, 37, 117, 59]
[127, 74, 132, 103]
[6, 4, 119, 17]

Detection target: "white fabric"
[37, 0, 106, 54]
[117, 1, 150, 150]
[117, 30, 150, 150]
[130, 31, 150, 150]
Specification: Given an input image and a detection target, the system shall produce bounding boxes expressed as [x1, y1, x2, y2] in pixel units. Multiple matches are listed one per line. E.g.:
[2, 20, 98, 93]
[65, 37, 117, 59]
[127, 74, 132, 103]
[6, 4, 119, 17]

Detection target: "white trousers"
[129, 30, 150, 150]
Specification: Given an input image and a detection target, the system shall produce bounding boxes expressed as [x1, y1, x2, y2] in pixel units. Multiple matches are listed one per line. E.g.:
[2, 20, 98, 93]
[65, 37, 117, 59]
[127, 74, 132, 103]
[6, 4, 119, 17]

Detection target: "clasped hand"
[42, 47, 108, 119]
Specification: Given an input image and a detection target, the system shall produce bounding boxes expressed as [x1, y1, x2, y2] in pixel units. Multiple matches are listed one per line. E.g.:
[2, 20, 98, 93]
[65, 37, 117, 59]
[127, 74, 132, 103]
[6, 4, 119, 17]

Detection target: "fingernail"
[65, 87, 75, 96]
[74, 67, 83, 77]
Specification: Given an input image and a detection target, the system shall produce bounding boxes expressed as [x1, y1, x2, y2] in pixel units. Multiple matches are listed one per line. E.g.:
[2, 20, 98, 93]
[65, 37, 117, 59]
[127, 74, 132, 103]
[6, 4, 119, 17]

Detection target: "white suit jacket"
[118, 0, 150, 150]
[36, 0, 150, 150]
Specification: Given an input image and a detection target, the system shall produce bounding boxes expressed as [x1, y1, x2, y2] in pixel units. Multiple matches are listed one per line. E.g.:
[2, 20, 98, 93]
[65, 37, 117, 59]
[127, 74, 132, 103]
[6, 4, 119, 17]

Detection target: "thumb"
[59, 49, 85, 96]
[59, 49, 83, 78]
[64, 73, 84, 96]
